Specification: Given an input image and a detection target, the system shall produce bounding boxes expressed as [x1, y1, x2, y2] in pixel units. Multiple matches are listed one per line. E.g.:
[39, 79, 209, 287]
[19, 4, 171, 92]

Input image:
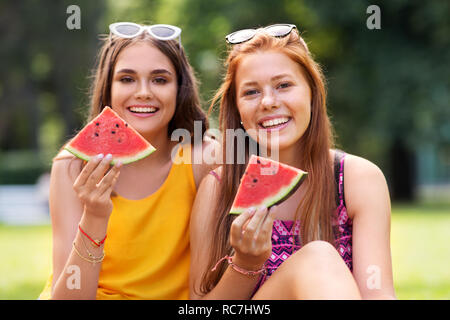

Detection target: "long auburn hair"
[201, 29, 337, 294]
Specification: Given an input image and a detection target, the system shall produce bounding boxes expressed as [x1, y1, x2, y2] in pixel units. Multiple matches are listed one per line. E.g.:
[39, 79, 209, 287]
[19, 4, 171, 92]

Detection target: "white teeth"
[261, 117, 289, 128]
[129, 107, 157, 113]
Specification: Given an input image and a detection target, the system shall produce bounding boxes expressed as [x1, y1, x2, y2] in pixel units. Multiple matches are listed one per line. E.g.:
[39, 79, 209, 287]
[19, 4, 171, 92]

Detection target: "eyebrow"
[241, 81, 258, 87]
[271, 73, 291, 81]
[115, 68, 173, 76]
[240, 74, 292, 87]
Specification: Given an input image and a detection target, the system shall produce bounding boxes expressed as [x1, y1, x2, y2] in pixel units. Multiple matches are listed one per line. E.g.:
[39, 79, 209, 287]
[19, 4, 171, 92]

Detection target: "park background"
[0, 0, 448, 299]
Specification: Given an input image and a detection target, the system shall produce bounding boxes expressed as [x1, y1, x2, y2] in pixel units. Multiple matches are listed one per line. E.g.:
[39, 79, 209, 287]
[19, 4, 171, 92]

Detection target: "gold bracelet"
[79, 233, 104, 260]
[72, 242, 105, 266]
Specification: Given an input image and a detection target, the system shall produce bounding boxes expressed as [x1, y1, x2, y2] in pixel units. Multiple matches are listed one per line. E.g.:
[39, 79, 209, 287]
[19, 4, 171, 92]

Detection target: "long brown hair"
[56, 27, 208, 169]
[201, 29, 337, 294]
[87, 31, 208, 138]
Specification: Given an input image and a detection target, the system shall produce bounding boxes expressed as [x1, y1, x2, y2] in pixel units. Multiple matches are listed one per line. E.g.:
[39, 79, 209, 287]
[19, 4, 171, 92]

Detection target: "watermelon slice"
[230, 155, 308, 214]
[65, 107, 156, 165]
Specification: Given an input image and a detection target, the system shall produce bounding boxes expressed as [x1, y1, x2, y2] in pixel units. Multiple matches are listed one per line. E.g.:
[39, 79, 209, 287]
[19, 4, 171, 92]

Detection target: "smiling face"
[235, 50, 312, 152]
[110, 42, 178, 140]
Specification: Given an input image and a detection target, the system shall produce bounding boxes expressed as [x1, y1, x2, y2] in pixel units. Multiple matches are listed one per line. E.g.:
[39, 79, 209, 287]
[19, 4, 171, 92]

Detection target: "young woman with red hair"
[189, 24, 396, 300]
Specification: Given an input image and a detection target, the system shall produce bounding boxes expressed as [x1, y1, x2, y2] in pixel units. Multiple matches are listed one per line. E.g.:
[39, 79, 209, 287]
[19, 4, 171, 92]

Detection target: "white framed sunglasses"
[109, 22, 182, 46]
[225, 24, 297, 44]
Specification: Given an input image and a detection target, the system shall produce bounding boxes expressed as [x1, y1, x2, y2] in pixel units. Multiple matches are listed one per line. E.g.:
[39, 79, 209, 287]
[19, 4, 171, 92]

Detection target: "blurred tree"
[304, 0, 450, 200]
[0, 0, 105, 148]
[0, 0, 105, 183]
[1, 0, 448, 198]
[151, 0, 450, 201]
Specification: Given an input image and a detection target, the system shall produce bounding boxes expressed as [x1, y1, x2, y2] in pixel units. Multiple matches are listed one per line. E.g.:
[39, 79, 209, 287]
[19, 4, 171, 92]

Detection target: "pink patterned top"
[252, 151, 353, 292]
[209, 150, 353, 293]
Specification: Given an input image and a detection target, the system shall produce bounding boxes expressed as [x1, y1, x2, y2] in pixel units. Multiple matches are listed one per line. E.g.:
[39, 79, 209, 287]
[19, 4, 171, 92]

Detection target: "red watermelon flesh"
[230, 155, 308, 214]
[65, 107, 156, 165]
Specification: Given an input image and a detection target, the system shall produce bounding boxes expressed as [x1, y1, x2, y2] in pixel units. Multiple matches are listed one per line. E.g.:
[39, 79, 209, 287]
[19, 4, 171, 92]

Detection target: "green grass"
[391, 203, 450, 299]
[0, 224, 52, 299]
[0, 202, 449, 299]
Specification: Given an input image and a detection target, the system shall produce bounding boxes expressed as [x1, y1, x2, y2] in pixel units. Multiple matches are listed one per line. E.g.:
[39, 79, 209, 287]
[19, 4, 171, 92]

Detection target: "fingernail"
[97, 154, 104, 160]
[105, 154, 112, 160]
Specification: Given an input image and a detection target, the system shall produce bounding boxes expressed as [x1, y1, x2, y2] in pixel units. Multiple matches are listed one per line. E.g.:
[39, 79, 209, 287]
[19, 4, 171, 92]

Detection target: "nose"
[260, 88, 278, 110]
[134, 80, 153, 100]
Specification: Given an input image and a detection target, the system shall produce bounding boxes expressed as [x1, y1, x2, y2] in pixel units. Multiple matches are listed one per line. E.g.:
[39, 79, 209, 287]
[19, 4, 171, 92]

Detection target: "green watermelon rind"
[63, 107, 156, 165]
[229, 170, 308, 214]
[64, 144, 156, 165]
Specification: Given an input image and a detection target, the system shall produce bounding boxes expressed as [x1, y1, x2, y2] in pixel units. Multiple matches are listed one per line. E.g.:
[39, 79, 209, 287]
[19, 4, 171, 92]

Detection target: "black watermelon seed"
[118, 139, 122, 143]
[125, 123, 128, 127]
[111, 130, 116, 134]
[116, 123, 120, 128]
[256, 159, 261, 164]
[95, 122, 100, 126]
[94, 132, 99, 137]
[253, 178, 258, 183]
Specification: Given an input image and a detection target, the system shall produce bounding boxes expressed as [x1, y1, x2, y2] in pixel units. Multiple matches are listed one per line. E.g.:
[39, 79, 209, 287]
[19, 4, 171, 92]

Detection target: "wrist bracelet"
[72, 242, 105, 266]
[211, 255, 267, 277]
[79, 233, 105, 260]
[78, 224, 107, 247]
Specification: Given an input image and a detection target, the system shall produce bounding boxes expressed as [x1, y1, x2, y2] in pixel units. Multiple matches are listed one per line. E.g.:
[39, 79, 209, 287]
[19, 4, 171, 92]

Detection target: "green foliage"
[0, 150, 50, 184]
[0, 0, 106, 153]
[1, 0, 448, 195]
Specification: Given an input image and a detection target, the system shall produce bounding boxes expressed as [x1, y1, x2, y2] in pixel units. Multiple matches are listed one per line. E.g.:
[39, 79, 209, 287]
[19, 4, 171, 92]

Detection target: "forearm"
[51, 214, 108, 300]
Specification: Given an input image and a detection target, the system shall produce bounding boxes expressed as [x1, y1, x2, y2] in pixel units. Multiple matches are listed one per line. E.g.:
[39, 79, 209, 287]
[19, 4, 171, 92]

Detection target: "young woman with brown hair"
[39, 23, 215, 299]
[190, 24, 396, 299]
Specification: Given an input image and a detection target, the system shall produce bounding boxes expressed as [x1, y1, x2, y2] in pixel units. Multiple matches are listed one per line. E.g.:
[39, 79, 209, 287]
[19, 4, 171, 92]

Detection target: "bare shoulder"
[343, 153, 390, 220]
[191, 165, 222, 220]
[51, 150, 83, 182]
[191, 137, 221, 189]
[344, 154, 385, 180]
[194, 165, 222, 205]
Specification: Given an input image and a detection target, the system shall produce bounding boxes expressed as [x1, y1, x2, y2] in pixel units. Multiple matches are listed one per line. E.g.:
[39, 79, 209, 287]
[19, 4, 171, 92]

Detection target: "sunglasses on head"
[225, 24, 297, 44]
[109, 22, 182, 46]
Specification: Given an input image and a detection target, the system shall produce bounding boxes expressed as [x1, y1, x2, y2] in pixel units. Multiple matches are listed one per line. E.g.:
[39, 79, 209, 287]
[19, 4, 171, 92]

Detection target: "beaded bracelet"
[211, 255, 267, 277]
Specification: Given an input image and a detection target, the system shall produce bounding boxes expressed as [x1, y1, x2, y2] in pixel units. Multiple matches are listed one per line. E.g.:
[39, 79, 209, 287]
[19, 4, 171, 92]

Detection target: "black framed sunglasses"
[225, 24, 297, 44]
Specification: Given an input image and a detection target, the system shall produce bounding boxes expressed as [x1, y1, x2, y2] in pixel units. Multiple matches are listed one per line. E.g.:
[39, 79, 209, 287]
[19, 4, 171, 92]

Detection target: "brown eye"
[278, 82, 291, 89]
[243, 89, 258, 96]
[153, 77, 167, 84]
[120, 77, 134, 83]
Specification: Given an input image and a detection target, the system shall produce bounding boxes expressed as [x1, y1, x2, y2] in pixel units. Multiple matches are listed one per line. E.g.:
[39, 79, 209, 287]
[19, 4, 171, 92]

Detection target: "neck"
[264, 144, 303, 169]
[129, 127, 178, 168]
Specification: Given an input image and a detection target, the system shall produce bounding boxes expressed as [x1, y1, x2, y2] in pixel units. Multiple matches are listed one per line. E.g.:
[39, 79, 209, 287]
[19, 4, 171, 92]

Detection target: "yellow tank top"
[39, 144, 195, 299]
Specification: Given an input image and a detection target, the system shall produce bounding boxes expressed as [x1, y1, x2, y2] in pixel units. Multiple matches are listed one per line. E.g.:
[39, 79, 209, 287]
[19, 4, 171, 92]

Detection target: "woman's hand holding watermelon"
[73, 153, 122, 220]
[229, 206, 277, 271]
